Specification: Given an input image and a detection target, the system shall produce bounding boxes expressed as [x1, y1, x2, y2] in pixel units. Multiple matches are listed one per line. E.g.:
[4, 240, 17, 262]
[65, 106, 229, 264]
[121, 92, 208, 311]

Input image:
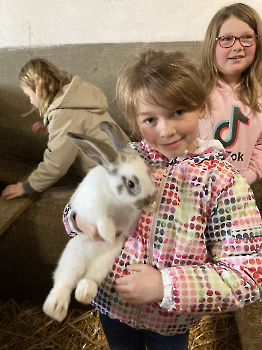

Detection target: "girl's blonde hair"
[201, 2, 262, 112]
[116, 49, 208, 135]
[19, 58, 72, 115]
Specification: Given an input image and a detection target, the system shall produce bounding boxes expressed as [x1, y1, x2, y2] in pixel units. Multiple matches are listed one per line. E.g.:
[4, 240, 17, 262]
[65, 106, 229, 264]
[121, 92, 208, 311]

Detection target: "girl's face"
[215, 16, 256, 86]
[21, 85, 38, 107]
[136, 93, 205, 159]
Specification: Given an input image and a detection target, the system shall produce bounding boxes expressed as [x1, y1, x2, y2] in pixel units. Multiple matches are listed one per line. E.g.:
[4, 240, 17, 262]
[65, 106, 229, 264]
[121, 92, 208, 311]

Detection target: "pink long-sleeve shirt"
[199, 79, 262, 185]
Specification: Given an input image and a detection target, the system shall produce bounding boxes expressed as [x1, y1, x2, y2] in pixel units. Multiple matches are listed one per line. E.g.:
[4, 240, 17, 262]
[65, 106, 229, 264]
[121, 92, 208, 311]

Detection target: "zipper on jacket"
[147, 166, 171, 265]
[134, 164, 173, 328]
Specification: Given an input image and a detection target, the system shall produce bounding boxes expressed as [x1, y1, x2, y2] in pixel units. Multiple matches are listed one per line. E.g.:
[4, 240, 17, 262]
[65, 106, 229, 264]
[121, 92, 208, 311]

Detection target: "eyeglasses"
[216, 34, 258, 48]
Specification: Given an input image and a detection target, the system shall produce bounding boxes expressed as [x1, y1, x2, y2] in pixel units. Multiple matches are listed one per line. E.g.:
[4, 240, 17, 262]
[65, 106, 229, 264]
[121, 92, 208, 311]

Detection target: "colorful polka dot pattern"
[64, 141, 262, 336]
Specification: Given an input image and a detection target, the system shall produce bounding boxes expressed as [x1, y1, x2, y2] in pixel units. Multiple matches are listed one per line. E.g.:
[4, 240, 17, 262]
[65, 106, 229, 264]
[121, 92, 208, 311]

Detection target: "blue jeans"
[99, 313, 189, 350]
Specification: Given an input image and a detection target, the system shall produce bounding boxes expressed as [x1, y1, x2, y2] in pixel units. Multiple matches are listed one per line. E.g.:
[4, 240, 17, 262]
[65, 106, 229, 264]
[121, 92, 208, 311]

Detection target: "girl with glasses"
[199, 3, 262, 185]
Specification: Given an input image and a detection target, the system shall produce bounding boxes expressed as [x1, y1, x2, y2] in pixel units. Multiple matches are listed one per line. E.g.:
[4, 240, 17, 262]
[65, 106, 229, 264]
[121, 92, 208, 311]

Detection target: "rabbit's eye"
[127, 180, 135, 189]
[123, 176, 138, 192]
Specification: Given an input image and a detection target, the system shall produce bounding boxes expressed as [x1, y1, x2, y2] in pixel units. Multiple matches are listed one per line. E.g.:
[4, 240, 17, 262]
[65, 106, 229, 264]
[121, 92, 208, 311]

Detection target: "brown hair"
[19, 58, 72, 115]
[116, 49, 208, 135]
[201, 2, 262, 112]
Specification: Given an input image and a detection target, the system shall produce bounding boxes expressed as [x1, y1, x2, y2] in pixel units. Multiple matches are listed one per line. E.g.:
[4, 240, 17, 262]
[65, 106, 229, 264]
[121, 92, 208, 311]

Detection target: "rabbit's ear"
[100, 121, 129, 153]
[67, 132, 118, 168]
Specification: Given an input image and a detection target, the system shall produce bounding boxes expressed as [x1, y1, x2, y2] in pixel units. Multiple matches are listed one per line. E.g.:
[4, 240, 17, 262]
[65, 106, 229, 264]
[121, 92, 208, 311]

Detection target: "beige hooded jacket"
[23, 76, 121, 194]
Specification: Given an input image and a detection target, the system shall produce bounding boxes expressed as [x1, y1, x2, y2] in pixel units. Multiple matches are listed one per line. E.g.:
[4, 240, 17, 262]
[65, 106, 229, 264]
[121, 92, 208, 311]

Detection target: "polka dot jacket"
[63, 139, 262, 336]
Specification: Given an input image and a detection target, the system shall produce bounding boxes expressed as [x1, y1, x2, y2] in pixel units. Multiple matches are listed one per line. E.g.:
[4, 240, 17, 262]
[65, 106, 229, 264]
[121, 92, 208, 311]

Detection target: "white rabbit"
[43, 121, 157, 322]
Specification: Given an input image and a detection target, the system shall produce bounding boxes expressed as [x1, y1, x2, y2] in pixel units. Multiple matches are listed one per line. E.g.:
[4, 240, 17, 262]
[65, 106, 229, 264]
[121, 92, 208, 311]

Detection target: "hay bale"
[188, 313, 242, 350]
[234, 301, 262, 350]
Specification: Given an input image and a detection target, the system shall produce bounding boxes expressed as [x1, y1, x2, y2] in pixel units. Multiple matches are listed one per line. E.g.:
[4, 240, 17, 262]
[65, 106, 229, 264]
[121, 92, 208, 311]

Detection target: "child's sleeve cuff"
[159, 269, 174, 310]
[63, 203, 82, 237]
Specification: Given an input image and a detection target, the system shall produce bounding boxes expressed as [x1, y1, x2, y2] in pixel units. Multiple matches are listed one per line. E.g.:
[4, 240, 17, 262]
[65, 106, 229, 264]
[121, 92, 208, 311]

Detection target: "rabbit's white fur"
[43, 121, 156, 322]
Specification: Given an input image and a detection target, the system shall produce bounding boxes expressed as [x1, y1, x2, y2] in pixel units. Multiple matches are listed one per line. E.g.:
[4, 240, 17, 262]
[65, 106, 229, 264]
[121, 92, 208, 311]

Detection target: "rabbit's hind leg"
[75, 279, 97, 305]
[43, 235, 88, 321]
[43, 286, 71, 322]
[75, 237, 125, 304]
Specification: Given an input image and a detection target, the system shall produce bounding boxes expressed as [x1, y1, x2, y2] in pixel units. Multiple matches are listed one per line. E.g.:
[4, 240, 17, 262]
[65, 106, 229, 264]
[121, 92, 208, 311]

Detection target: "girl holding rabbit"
[62, 49, 262, 350]
[199, 3, 262, 185]
[2, 58, 120, 199]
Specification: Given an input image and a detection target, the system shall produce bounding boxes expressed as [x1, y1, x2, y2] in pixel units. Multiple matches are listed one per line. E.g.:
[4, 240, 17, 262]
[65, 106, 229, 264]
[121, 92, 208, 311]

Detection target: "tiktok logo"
[213, 106, 249, 148]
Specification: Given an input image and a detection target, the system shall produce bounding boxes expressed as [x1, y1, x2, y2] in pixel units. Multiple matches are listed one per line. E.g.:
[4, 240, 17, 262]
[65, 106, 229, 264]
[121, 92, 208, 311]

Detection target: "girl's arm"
[25, 110, 81, 193]
[157, 174, 262, 313]
[242, 132, 262, 184]
[63, 202, 101, 240]
[62, 202, 120, 241]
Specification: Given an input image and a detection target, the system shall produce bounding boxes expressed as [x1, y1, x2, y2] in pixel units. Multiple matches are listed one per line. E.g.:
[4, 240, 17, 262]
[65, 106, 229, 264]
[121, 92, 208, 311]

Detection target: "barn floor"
[0, 299, 242, 350]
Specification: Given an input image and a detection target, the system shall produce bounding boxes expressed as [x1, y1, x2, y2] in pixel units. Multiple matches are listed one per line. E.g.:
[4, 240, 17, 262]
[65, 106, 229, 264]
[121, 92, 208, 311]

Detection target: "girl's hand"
[113, 264, 164, 305]
[32, 121, 48, 135]
[2, 182, 25, 199]
[75, 214, 104, 241]
[75, 214, 123, 241]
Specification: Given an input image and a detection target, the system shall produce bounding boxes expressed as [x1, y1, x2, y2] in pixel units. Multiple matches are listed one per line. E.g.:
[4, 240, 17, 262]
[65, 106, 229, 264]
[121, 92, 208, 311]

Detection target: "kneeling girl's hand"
[2, 182, 25, 199]
[32, 121, 48, 135]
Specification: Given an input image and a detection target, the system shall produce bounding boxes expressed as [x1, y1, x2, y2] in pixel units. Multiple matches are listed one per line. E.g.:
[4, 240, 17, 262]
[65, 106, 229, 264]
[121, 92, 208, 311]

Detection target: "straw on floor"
[0, 299, 242, 350]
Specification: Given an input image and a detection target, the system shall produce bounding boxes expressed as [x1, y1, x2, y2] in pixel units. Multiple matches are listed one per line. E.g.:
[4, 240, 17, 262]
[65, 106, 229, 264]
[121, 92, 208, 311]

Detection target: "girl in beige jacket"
[2, 58, 121, 199]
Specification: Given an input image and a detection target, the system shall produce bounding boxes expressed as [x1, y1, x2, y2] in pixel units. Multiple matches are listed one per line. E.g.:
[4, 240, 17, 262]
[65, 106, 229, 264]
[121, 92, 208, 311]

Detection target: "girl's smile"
[160, 136, 189, 151]
[136, 93, 205, 159]
[161, 139, 182, 149]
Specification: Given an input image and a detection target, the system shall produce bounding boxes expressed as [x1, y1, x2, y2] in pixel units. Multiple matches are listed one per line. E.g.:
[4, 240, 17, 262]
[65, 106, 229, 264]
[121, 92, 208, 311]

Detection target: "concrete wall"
[2, 0, 261, 48]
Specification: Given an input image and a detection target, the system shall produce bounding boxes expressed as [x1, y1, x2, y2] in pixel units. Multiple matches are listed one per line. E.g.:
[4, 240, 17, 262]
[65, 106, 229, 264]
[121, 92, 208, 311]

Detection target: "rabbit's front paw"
[75, 279, 98, 304]
[97, 220, 116, 243]
[43, 286, 71, 322]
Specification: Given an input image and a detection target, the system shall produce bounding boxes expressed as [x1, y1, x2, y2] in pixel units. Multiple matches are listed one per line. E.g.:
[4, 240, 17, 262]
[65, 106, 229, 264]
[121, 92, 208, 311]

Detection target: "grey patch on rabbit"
[117, 184, 123, 195]
[108, 168, 118, 176]
[132, 175, 139, 186]
[134, 193, 157, 210]
[119, 152, 137, 163]
[43, 121, 157, 322]
[119, 154, 127, 162]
